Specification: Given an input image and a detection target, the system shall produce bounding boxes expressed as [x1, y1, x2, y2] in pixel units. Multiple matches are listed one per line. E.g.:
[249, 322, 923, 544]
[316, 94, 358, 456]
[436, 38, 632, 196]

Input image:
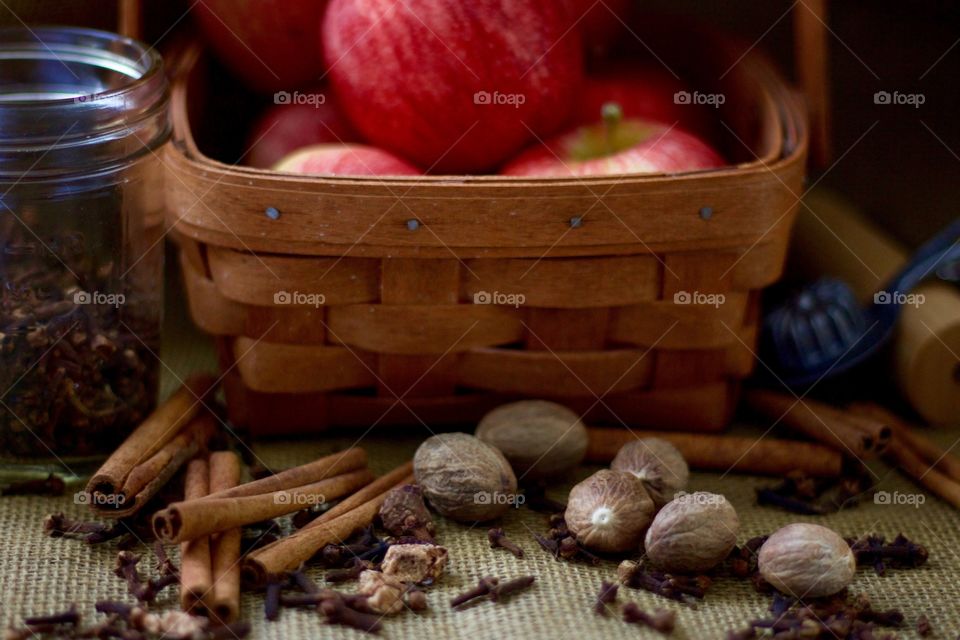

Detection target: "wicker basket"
[166, 21, 808, 436]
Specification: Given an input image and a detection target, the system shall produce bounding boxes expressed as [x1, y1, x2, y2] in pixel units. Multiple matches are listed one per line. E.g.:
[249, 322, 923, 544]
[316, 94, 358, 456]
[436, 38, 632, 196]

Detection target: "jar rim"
[0, 26, 169, 178]
[0, 26, 163, 107]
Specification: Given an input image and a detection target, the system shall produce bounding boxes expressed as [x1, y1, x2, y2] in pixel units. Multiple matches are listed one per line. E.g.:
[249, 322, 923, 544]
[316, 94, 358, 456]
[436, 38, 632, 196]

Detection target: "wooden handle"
[791, 190, 960, 424]
[794, 0, 831, 168]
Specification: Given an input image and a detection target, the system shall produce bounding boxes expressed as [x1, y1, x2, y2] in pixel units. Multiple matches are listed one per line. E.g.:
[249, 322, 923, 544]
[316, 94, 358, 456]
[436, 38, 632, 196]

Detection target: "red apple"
[193, 0, 326, 93]
[246, 92, 358, 169]
[575, 63, 716, 141]
[570, 0, 632, 60]
[273, 144, 422, 177]
[501, 105, 725, 177]
[322, 0, 583, 174]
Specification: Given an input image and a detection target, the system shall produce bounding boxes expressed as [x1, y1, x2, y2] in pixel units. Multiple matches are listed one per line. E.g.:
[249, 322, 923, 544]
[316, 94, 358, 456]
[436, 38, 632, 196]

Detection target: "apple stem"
[601, 102, 623, 155]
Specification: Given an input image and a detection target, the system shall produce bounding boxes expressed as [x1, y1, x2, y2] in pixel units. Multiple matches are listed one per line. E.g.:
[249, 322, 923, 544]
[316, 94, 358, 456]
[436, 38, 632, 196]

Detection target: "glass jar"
[0, 27, 168, 478]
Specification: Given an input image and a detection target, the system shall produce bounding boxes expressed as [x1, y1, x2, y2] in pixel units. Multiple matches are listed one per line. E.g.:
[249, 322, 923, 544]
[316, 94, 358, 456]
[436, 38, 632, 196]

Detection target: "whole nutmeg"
[758, 523, 856, 598]
[610, 438, 689, 507]
[475, 400, 588, 481]
[564, 469, 655, 553]
[413, 433, 517, 523]
[644, 492, 739, 573]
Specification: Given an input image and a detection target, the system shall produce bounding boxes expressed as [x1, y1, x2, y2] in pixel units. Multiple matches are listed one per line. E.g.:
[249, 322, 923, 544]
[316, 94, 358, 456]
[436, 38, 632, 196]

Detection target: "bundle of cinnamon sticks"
[745, 388, 960, 509]
[85, 375, 220, 518]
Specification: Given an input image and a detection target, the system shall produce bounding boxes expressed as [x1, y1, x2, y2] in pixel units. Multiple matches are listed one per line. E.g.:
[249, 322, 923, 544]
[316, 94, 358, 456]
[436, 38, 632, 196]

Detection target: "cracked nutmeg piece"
[414, 433, 517, 522]
[358, 570, 406, 615]
[644, 491, 739, 573]
[564, 469, 655, 553]
[381, 544, 448, 584]
[758, 523, 856, 598]
[611, 438, 690, 507]
[379, 484, 435, 541]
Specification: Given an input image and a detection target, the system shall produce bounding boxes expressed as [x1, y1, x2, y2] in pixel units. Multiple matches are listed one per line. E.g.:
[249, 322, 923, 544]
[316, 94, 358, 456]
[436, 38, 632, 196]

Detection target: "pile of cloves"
[726, 593, 906, 640]
[756, 468, 875, 515]
[618, 559, 712, 604]
[5, 602, 250, 640]
[262, 565, 430, 633]
[533, 514, 601, 565]
[847, 533, 928, 575]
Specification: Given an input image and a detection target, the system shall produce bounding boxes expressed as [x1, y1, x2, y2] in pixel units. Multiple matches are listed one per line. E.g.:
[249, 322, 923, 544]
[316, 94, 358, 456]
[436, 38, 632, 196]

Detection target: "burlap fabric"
[1, 304, 957, 639]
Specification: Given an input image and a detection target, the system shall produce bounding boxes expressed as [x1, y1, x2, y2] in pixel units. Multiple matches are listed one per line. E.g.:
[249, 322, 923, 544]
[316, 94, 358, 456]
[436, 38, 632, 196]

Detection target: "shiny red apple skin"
[194, 0, 326, 93]
[246, 96, 358, 169]
[273, 144, 422, 177]
[322, 0, 583, 174]
[575, 63, 716, 141]
[500, 119, 725, 177]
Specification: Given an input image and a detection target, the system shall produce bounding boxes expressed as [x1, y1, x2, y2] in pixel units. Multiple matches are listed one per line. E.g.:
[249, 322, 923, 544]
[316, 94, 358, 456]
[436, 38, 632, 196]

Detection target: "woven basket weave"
[166, 21, 808, 435]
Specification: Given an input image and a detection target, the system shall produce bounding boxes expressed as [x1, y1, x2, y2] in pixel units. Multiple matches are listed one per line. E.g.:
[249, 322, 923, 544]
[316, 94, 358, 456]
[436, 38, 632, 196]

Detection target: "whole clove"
[113, 550, 177, 603]
[450, 576, 500, 608]
[44, 513, 108, 538]
[23, 605, 80, 628]
[534, 532, 560, 558]
[450, 575, 534, 609]
[594, 581, 618, 615]
[490, 575, 535, 602]
[379, 484, 435, 541]
[2, 473, 66, 496]
[265, 576, 283, 621]
[622, 602, 676, 634]
[847, 533, 928, 575]
[488, 528, 524, 558]
[321, 596, 383, 634]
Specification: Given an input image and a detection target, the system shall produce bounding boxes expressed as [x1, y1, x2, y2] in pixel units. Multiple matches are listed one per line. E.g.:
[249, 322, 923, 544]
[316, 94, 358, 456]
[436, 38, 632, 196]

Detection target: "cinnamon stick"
[86, 374, 219, 516]
[153, 469, 374, 544]
[886, 439, 960, 510]
[204, 447, 367, 501]
[180, 458, 212, 615]
[587, 429, 842, 477]
[850, 402, 960, 482]
[243, 462, 412, 586]
[208, 451, 242, 624]
[302, 461, 414, 531]
[744, 389, 890, 459]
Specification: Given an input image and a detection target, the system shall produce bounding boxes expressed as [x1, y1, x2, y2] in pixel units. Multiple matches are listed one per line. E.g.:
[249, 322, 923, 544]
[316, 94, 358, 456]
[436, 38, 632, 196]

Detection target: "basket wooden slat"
[167, 19, 808, 435]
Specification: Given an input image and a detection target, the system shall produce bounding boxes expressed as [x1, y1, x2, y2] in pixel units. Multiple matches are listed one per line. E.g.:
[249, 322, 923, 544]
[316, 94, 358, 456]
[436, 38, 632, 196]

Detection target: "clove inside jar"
[0, 28, 168, 478]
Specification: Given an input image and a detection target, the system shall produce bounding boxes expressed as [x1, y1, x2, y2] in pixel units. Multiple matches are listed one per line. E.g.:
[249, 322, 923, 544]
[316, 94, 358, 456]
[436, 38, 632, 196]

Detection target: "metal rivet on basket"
[699, 206, 713, 220]
[265, 206, 280, 220]
[569, 216, 583, 228]
[406, 219, 420, 231]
